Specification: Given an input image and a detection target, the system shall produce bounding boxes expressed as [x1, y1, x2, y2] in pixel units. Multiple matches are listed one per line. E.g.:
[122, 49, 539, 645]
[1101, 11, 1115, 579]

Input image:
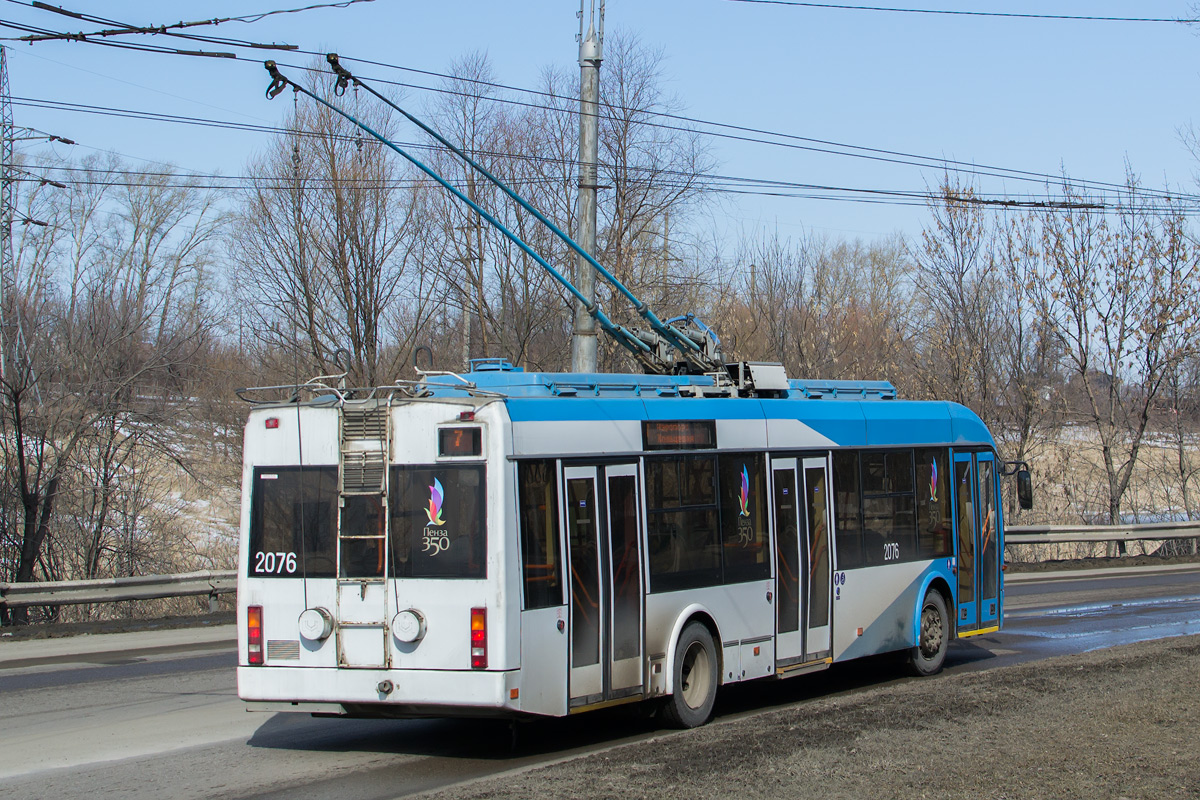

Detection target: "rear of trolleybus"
[237, 396, 523, 718]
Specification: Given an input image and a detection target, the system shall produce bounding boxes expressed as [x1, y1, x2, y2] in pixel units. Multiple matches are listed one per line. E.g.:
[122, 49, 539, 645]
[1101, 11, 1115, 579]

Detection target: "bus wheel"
[662, 622, 718, 728]
[908, 589, 949, 676]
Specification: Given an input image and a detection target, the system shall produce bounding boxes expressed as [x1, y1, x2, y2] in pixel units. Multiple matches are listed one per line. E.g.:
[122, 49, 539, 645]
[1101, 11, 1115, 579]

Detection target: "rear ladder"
[335, 398, 392, 668]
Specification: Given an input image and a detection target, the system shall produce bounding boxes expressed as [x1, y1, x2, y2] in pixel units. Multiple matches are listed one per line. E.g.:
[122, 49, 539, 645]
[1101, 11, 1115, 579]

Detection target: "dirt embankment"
[429, 635, 1200, 800]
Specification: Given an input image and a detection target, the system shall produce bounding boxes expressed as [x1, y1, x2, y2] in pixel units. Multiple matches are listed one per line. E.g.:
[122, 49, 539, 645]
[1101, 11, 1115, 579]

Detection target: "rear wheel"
[908, 589, 949, 676]
[661, 621, 718, 728]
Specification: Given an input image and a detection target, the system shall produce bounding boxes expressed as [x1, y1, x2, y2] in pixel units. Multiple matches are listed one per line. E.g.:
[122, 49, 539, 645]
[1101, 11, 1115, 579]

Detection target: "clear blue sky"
[4, 0, 1198, 240]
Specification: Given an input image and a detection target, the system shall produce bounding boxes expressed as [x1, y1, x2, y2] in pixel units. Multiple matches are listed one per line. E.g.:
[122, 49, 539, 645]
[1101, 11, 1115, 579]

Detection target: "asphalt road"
[1, 564, 1196, 800]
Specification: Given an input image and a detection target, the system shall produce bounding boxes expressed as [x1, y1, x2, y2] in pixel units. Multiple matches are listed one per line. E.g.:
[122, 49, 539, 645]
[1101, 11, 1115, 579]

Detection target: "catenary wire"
[716, 0, 1195, 23]
[6, 15, 1197, 208]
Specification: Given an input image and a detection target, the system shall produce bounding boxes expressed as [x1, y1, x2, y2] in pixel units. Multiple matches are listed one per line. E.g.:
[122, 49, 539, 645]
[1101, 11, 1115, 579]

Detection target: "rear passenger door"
[563, 463, 645, 708]
[517, 460, 569, 716]
[564, 466, 604, 705]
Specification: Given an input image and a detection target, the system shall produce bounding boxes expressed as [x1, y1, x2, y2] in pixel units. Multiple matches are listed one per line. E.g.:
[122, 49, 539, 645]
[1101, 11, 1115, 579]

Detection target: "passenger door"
[953, 451, 1000, 635]
[772, 458, 803, 665]
[605, 465, 644, 699]
[952, 452, 978, 632]
[801, 457, 833, 660]
[564, 466, 603, 704]
[773, 455, 834, 665]
[976, 453, 1000, 629]
[517, 460, 569, 716]
[564, 463, 645, 708]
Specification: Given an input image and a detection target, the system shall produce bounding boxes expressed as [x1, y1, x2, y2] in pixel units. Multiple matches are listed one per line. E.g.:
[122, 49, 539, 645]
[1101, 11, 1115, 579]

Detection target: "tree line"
[3, 38, 1199, 618]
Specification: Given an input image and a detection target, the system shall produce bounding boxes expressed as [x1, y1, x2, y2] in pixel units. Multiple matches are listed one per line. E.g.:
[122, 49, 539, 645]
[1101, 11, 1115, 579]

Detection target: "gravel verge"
[426, 635, 1200, 800]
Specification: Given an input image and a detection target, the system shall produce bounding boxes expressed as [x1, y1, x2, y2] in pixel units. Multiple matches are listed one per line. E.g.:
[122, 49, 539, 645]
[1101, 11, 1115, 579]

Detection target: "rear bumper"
[238, 665, 521, 716]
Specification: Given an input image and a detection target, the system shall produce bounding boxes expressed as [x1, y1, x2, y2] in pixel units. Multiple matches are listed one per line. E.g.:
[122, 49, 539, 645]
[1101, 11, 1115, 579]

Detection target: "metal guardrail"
[1006, 520, 1200, 545]
[0, 570, 236, 612]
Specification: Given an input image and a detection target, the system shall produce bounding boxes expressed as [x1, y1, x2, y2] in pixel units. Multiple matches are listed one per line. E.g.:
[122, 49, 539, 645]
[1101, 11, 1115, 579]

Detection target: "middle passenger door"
[563, 463, 645, 708]
[772, 455, 835, 668]
[800, 456, 834, 661]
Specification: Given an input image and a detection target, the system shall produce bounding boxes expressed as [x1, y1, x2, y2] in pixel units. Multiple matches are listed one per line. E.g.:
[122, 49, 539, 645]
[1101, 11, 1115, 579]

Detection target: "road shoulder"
[421, 634, 1200, 800]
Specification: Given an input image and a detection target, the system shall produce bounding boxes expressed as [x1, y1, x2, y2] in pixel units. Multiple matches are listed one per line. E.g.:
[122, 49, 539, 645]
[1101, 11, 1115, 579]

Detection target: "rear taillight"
[247, 605, 263, 665]
[470, 607, 487, 669]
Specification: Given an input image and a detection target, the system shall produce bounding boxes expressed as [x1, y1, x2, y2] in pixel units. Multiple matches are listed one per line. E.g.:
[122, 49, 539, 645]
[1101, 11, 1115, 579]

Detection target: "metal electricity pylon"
[0, 44, 13, 383]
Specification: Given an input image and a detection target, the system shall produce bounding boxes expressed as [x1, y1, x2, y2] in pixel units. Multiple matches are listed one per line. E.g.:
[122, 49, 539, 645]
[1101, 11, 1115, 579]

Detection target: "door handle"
[557, 619, 565, 633]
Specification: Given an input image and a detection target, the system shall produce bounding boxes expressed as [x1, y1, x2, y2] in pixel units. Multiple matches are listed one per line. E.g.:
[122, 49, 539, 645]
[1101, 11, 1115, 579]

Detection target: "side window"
[719, 453, 770, 584]
[916, 448, 952, 558]
[517, 460, 563, 609]
[832, 451, 863, 570]
[248, 466, 338, 578]
[860, 450, 917, 565]
[390, 465, 486, 578]
[645, 455, 720, 592]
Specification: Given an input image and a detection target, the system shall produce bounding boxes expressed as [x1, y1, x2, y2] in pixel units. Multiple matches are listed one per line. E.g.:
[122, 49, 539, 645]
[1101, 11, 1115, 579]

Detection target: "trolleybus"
[236, 361, 1027, 728]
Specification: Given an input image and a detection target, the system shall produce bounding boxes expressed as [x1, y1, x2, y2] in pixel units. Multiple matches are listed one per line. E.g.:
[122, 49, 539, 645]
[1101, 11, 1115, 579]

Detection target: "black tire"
[661, 621, 719, 729]
[908, 589, 949, 676]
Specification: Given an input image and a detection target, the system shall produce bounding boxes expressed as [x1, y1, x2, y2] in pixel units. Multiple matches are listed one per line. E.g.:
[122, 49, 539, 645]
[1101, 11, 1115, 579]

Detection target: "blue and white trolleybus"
[236, 362, 1020, 728]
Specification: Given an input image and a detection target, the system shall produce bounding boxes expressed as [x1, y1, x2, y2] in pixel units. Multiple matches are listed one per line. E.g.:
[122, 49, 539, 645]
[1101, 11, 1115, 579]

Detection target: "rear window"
[248, 466, 338, 578]
[389, 464, 487, 579]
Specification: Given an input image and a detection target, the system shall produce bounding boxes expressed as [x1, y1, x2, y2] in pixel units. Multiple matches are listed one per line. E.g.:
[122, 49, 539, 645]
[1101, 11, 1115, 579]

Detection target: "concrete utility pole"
[570, 0, 603, 373]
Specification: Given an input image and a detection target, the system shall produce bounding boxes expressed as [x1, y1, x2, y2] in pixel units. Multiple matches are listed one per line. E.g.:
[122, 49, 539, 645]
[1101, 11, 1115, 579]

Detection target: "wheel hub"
[920, 605, 943, 659]
[680, 641, 712, 709]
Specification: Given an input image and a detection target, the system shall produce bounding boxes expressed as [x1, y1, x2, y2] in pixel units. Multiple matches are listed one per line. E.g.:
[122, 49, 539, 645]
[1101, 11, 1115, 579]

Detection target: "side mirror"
[1016, 469, 1033, 510]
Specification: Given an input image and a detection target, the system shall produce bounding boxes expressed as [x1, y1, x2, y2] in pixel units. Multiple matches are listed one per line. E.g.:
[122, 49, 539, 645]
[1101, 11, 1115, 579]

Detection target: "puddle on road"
[1009, 594, 1200, 620]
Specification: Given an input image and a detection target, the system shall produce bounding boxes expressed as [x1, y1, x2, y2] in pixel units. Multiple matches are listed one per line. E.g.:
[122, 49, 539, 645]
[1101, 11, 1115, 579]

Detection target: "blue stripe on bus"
[504, 397, 994, 449]
[504, 398, 649, 422]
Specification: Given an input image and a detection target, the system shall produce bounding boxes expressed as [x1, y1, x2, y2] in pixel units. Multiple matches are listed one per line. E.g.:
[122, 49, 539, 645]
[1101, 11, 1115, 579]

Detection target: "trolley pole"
[571, 0, 603, 373]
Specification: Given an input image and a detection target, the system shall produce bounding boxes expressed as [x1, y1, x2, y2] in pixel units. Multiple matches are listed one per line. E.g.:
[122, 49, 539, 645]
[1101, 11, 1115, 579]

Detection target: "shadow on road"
[244, 648, 984, 762]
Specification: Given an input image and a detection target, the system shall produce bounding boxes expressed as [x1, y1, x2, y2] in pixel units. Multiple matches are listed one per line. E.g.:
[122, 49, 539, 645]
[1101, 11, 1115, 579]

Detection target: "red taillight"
[265, 417, 279, 429]
[470, 607, 487, 669]
[247, 605, 263, 665]
[458, 410, 475, 421]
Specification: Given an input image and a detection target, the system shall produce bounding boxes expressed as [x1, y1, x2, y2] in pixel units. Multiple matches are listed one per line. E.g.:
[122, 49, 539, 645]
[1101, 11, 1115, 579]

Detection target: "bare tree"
[911, 178, 1007, 422]
[232, 74, 438, 386]
[1035, 179, 1200, 549]
[991, 210, 1064, 517]
[0, 156, 221, 622]
[593, 31, 716, 369]
[1157, 354, 1200, 552]
[718, 228, 913, 382]
[417, 38, 717, 373]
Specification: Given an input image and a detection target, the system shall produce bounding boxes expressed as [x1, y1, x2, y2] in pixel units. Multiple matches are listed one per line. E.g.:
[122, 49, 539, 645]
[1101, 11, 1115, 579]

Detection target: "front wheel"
[661, 621, 718, 728]
[908, 589, 949, 676]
